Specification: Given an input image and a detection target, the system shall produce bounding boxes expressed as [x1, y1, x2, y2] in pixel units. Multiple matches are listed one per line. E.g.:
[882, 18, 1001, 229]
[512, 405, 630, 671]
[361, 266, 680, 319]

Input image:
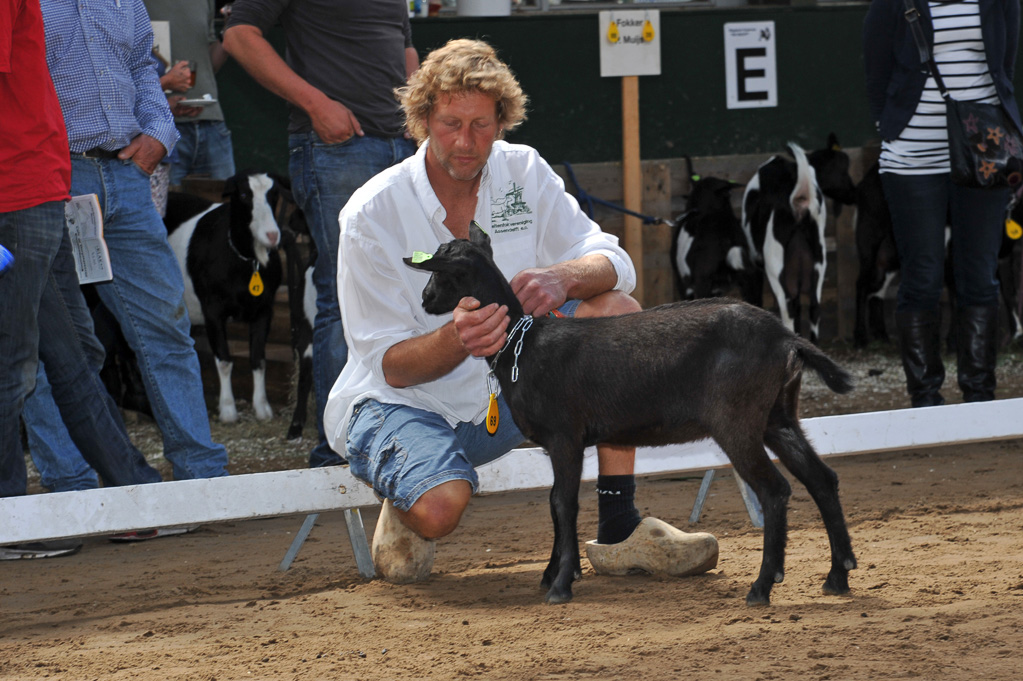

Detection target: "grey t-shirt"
[144, 0, 225, 123]
[226, 0, 412, 137]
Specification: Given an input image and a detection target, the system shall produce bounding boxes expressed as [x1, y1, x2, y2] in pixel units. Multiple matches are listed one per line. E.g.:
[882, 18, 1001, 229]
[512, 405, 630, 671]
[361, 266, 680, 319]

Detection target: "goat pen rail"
[4, 398, 1021, 572]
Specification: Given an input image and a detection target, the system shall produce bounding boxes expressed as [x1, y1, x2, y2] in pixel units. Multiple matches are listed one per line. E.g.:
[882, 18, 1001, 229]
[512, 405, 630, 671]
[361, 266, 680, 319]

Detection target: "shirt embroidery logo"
[490, 182, 533, 234]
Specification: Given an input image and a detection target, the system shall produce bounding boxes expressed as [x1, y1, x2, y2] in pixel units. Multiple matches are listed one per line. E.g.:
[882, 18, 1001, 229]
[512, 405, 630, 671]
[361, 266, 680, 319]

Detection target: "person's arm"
[863, 0, 896, 131]
[382, 298, 510, 388]
[222, 23, 362, 143]
[510, 254, 618, 317]
[405, 46, 419, 79]
[122, 0, 177, 173]
[1005, 0, 1020, 82]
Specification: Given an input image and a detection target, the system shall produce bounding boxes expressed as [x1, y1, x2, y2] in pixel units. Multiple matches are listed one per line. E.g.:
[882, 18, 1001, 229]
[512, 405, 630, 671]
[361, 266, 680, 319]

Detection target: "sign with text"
[599, 10, 661, 78]
[724, 21, 777, 109]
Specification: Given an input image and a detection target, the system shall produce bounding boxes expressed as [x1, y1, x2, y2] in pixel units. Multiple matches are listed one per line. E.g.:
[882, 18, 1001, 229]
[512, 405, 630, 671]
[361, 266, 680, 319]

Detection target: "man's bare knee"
[402, 479, 472, 539]
[576, 290, 641, 319]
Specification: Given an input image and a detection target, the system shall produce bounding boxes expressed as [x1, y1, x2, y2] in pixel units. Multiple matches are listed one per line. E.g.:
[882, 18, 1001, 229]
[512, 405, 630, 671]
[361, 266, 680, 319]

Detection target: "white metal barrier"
[2, 399, 1020, 573]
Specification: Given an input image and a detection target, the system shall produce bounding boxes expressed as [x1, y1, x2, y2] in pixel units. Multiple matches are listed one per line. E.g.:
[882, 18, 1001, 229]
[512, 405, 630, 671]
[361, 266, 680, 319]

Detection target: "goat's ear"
[403, 252, 442, 271]
[468, 221, 492, 255]
[221, 174, 239, 200]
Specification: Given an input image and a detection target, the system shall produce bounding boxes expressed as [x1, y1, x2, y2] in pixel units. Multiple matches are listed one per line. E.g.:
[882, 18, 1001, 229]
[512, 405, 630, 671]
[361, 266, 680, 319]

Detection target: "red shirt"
[0, 0, 70, 212]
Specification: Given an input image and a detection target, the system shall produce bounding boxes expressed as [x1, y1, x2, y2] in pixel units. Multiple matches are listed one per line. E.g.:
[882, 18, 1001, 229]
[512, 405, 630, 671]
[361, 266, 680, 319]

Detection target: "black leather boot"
[896, 309, 946, 408]
[956, 305, 998, 402]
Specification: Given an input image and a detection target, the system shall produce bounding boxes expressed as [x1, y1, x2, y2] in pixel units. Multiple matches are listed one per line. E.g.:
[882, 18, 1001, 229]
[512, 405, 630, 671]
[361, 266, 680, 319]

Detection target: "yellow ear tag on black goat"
[1007, 218, 1022, 240]
[486, 393, 500, 435]
[411, 251, 433, 264]
[249, 270, 264, 296]
[607, 21, 619, 44]
[642, 20, 655, 42]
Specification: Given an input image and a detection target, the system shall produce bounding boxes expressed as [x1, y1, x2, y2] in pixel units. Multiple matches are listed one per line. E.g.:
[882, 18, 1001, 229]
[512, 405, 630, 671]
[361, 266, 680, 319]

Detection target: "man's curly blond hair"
[397, 39, 528, 145]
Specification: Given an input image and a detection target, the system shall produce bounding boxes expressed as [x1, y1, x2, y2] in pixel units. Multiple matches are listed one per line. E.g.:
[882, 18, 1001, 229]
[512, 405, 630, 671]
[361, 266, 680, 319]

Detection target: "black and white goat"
[671, 158, 751, 300]
[741, 142, 828, 342]
[405, 223, 857, 606]
[165, 172, 285, 423]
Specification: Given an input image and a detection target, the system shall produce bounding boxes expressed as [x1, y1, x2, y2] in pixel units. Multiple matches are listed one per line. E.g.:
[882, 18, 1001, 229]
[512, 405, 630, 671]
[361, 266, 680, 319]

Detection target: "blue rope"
[561, 161, 665, 225]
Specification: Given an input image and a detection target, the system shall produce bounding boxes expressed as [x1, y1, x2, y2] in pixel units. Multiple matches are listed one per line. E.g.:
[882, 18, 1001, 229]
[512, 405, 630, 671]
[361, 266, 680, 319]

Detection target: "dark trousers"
[880, 172, 1006, 313]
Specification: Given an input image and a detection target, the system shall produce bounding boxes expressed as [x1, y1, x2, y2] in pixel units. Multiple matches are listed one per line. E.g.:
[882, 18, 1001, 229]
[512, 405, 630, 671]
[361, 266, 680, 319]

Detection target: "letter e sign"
[724, 21, 777, 109]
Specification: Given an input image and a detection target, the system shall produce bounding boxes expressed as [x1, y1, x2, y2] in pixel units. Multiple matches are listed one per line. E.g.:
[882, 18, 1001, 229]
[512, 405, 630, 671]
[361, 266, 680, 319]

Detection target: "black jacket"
[863, 0, 1021, 140]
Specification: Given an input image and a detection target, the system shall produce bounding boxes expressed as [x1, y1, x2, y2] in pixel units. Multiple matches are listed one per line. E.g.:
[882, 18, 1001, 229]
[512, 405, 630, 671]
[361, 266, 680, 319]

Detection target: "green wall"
[218, 5, 879, 175]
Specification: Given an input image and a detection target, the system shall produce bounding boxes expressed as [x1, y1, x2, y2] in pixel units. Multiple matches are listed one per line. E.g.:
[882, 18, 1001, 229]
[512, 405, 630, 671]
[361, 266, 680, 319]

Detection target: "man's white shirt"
[324, 140, 636, 451]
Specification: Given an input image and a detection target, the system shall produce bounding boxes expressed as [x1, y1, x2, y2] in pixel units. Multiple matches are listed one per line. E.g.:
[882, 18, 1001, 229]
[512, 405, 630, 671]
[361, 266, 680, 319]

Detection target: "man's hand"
[118, 134, 167, 175]
[161, 60, 192, 92]
[453, 297, 510, 358]
[308, 98, 364, 144]
[510, 267, 568, 317]
[167, 94, 202, 118]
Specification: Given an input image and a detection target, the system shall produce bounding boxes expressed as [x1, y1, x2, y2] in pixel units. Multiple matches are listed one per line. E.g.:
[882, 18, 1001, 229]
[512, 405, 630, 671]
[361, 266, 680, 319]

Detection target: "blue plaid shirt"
[41, 0, 178, 155]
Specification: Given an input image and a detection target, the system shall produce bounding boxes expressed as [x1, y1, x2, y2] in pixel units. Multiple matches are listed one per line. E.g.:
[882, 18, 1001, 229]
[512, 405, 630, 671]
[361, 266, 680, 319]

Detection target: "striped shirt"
[880, 0, 1000, 174]
[40, 0, 178, 155]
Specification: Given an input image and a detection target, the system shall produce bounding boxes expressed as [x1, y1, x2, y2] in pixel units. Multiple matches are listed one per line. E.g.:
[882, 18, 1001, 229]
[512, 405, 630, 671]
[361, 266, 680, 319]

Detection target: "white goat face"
[247, 173, 282, 253]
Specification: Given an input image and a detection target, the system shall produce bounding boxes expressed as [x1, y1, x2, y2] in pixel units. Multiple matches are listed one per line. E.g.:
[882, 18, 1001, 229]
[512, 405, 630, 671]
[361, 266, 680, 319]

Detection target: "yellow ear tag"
[607, 21, 619, 44]
[1007, 218, 1022, 240]
[642, 20, 655, 42]
[411, 251, 433, 264]
[249, 270, 264, 296]
[486, 393, 500, 434]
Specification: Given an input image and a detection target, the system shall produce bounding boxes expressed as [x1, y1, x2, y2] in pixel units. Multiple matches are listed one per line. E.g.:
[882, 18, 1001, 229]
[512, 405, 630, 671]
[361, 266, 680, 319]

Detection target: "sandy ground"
[3, 343, 1023, 680]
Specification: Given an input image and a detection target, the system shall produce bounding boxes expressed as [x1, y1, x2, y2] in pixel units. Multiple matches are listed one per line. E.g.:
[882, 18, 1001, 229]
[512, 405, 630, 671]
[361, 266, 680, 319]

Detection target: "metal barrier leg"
[689, 470, 716, 523]
[734, 475, 764, 528]
[278, 508, 375, 578]
[688, 469, 764, 528]
[278, 513, 319, 571]
[344, 508, 375, 579]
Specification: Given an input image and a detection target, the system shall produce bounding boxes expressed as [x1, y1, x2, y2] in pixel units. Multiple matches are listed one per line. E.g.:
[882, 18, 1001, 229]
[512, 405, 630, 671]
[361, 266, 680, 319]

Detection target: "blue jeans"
[345, 396, 527, 512]
[0, 202, 161, 497]
[880, 172, 1007, 313]
[23, 157, 229, 482]
[288, 132, 416, 468]
[169, 120, 236, 185]
[25, 367, 99, 492]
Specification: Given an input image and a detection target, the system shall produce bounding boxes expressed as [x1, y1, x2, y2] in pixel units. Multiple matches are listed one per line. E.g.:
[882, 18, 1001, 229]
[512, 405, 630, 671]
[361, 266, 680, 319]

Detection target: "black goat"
[405, 223, 857, 606]
[280, 208, 317, 440]
[671, 158, 751, 300]
[853, 164, 1023, 349]
[853, 162, 899, 347]
[166, 172, 285, 423]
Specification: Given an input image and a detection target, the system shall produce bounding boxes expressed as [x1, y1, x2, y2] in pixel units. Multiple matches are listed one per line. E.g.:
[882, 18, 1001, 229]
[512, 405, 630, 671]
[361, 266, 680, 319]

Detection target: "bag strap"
[902, 0, 952, 98]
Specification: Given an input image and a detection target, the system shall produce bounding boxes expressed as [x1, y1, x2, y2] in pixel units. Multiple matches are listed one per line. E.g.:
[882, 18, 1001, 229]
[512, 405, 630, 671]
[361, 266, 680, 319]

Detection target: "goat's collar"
[489, 314, 533, 383]
[227, 228, 261, 269]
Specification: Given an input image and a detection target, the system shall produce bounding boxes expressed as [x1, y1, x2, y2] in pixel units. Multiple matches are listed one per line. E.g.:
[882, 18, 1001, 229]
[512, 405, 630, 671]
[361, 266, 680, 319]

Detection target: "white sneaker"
[371, 500, 435, 584]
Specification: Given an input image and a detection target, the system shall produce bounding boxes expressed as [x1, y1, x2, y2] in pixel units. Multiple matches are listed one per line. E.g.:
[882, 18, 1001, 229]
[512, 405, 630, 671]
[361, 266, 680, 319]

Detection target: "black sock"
[596, 474, 642, 544]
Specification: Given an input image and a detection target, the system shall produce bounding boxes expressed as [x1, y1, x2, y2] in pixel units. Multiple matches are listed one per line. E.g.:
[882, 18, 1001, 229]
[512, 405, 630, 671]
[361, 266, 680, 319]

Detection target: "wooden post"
[622, 75, 644, 304]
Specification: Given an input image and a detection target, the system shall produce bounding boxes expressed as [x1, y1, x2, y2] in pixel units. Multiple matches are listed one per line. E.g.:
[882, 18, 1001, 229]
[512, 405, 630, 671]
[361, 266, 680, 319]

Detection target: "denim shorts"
[344, 300, 581, 510]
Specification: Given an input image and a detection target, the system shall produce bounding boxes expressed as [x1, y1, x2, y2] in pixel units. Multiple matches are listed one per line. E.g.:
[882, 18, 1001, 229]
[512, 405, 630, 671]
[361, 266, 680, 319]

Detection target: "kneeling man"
[324, 39, 718, 583]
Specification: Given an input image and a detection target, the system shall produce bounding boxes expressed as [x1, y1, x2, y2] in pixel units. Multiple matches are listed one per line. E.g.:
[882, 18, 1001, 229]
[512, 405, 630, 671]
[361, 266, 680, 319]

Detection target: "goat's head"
[403, 222, 516, 315]
[223, 172, 286, 266]
[807, 134, 857, 208]
[689, 176, 742, 216]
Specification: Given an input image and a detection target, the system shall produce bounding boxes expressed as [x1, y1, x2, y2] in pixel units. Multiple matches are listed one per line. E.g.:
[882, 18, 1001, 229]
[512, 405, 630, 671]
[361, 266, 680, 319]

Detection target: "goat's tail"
[794, 337, 855, 395]
[787, 142, 820, 224]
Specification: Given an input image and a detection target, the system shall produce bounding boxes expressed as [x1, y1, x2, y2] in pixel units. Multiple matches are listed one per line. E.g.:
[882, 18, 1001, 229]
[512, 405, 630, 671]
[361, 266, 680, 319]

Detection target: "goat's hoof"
[544, 586, 574, 605]
[822, 571, 851, 596]
[745, 587, 771, 607]
[286, 424, 303, 440]
[219, 408, 238, 423]
[254, 406, 273, 421]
